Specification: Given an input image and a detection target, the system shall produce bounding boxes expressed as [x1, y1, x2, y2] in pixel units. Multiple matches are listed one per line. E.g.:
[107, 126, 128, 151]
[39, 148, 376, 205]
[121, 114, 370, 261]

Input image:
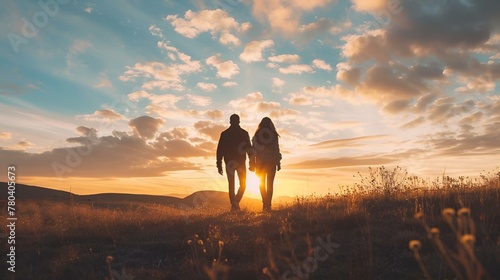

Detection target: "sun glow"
[246, 172, 261, 196]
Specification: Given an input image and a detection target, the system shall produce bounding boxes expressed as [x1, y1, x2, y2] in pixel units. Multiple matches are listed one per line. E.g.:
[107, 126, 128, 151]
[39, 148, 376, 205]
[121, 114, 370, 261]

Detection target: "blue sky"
[1, 0, 499, 197]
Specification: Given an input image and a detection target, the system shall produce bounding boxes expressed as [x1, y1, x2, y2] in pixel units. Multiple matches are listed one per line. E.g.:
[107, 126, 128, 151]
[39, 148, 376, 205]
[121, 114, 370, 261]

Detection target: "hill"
[0, 182, 263, 210]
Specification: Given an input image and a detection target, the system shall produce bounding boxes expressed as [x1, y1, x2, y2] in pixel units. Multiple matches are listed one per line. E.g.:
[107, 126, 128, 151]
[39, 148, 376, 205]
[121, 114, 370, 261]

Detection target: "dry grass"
[2, 167, 499, 279]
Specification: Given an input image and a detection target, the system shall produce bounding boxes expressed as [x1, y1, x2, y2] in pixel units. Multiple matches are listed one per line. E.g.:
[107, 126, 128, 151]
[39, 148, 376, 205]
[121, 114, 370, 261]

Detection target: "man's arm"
[245, 132, 255, 171]
[216, 132, 225, 175]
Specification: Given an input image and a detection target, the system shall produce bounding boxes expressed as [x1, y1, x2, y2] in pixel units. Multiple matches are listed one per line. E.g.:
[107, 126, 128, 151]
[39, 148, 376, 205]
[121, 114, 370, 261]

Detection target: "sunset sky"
[1, 0, 499, 198]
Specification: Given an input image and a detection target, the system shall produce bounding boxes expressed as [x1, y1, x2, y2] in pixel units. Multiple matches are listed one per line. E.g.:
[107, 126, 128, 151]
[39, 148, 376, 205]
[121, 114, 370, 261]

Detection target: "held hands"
[248, 159, 255, 172]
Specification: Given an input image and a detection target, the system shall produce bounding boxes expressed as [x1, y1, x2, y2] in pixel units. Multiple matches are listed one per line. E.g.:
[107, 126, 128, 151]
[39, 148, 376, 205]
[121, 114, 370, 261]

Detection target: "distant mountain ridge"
[0, 182, 276, 209]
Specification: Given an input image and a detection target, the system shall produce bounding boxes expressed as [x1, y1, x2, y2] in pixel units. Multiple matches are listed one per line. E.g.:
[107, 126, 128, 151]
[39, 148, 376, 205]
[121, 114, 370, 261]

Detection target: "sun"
[246, 172, 261, 196]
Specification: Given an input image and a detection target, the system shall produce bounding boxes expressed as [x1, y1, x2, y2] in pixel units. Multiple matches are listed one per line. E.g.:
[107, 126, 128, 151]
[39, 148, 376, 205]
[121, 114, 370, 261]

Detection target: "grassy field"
[2, 167, 500, 279]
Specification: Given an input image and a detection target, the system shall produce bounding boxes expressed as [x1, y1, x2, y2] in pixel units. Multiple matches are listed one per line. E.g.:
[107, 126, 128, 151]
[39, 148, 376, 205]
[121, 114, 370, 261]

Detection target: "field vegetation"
[2, 167, 500, 279]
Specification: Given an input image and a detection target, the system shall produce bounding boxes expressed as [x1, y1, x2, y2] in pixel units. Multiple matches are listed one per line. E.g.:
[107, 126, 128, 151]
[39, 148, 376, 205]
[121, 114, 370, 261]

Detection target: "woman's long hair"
[254, 117, 279, 146]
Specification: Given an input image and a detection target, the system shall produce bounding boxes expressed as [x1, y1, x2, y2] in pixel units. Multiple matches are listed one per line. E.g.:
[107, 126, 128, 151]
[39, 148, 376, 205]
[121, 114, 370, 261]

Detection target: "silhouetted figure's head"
[257, 117, 278, 135]
[230, 114, 240, 126]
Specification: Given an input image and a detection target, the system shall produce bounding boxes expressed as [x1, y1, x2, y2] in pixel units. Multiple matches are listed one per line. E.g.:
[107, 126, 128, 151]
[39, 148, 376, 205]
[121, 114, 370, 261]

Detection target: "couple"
[216, 114, 282, 212]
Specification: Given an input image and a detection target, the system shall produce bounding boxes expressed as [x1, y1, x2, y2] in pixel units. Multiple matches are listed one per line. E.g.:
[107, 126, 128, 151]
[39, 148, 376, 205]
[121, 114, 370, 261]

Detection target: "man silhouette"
[216, 114, 253, 211]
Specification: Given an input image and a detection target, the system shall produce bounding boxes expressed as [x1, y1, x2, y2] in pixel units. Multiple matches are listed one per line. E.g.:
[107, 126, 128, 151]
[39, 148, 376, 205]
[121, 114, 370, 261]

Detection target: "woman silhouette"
[250, 117, 282, 211]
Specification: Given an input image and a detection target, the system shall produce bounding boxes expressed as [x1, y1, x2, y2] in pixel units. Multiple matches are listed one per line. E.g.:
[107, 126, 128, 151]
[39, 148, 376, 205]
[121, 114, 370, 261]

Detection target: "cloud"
[240, 40, 274, 63]
[299, 18, 350, 40]
[272, 77, 285, 92]
[194, 121, 226, 141]
[336, 62, 361, 86]
[129, 116, 164, 139]
[341, 30, 392, 63]
[153, 138, 211, 158]
[286, 85, 355, 106]
[205, 110, 224, 120]
[279, 64, 314, 74]
[459, 111, 483, 130]
[183, 109, 224, 120]
[66, 40, 93, 67]
[128, 90, 151, 102]
[251, 0, 332, 35]
[222, 81, 237, 87]
[400, 116, 426, 129]
[427, 99, 476, 123]
[382, 99, 412, 114]
[0, 125, 208, 178]
[128, 90, 183, 109]
[257, 101, 281, 111]
[186, 94, 212, 106]
[268, 54, 300, 63]
[0, 132, 12, 139]
[165, 9, 244, 46]
[340, 0, 500, 103]
[412, 92, 439, 113]
[269, 109, 300, 120]
[219, 32, 241, 46]
[93, 74, 112, 88]
[228, 92, 282, 113]
[196, 82, 218, 92]
[420, 120, 500, 158]
[287, 155, 396, 169]
[95, 109, 124, 120]
[286, 93, 312, 105]
[356, 65, 422, 104]
[17, 141, 34, 148]
[351, 0, 390, 12]
[310, 135, 388, 149]
[69, 40, 92, 54]
[66, 126, 99, 146]
[149, 24, 164, 39]
[206, 54, 240, 79]
[120, 61, 191, 91]
[79, 109, 125, 121]
[121, 41, 202, 91]
[312, 59, 332, 71]
[157, 127, 189, 140]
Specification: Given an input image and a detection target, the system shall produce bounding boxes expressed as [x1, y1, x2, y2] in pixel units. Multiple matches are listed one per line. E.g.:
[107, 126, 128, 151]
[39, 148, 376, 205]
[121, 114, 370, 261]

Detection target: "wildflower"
[106, 256, 114, 264]
[457, 208, 471, 217]
[218, 240, 224, 247]
[442, 208, 455, 217]
[198, 239, 204, 245]
[187, 240, 192, 245]
[409, 240, 422, 251]
[429, 228, 440, 239]
[460, 234, 476, 245]
[414, 212, 424, 221]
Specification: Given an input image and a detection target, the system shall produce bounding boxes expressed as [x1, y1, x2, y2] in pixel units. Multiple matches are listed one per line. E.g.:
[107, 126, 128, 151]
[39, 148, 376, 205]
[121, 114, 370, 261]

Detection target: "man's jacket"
[216, 125, 251, 168]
